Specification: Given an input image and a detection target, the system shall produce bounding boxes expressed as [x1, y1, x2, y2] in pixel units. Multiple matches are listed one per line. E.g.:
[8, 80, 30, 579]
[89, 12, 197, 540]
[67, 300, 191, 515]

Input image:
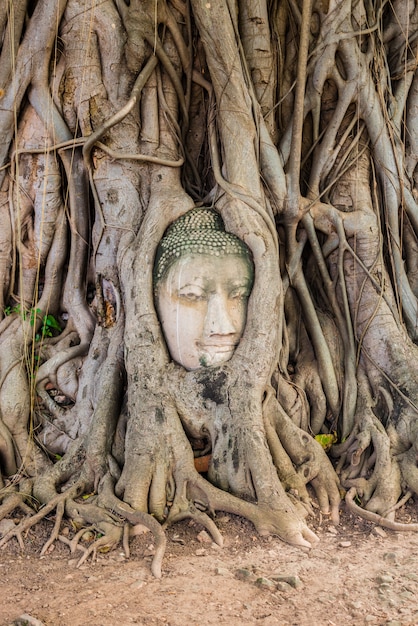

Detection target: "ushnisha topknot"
[153, 207, 253, 284]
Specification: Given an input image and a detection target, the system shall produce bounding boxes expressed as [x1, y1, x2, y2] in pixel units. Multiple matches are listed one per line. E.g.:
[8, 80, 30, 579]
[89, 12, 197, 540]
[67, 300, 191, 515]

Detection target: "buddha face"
[155, 253, 253, 370]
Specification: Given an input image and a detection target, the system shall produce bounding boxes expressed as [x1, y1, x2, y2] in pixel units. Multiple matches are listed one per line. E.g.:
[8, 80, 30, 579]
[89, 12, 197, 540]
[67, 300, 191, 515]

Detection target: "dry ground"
[1, 500, 418, 626]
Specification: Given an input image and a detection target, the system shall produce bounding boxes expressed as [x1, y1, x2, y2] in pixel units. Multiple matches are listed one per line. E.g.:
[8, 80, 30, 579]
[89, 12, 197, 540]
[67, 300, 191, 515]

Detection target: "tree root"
[266, 392, 341, 524]
[163, 478, 224, 547]
[186, 474, 319, 549]
[382, 490, 413, 517]
[0, 490, 34, 520]
[339, 409, 402, 517]
[98, 473, 167, 578]
[40, 499, 65, 556]
[71, 526, 96, 554]
[75, 522, 123, 568]
[345, 487, 418, 531]
[0, 473, 167, 578]
[0, 482, 83, 550]
[57, 533, 87, 555]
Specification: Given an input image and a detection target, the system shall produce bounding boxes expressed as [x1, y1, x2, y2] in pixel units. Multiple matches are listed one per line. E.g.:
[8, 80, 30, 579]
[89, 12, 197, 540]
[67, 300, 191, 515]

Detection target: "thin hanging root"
[40, 499, 65, 555]
[345, 488, 418, 531]
[0, 482, 83, 549]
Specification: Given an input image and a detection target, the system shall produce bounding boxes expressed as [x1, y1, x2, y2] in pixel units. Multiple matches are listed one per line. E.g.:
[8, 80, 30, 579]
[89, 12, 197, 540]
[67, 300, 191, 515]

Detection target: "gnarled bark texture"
[0, 0, 418, 576]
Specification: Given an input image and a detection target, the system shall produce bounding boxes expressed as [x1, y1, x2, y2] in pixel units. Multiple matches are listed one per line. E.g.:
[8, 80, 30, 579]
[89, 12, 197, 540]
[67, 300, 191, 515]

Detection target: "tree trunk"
[0, 0, 418, 576]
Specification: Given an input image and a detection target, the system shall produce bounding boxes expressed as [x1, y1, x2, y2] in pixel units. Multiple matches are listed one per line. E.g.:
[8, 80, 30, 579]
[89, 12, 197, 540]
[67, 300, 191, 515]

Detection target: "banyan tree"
[1, 0, 418, 577]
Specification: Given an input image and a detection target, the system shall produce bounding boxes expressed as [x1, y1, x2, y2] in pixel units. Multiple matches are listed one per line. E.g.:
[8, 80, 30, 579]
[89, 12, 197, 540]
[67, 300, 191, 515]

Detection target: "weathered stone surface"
[383, 552, 398, 563]
[271, 574, 303, 589]
[255, 577, 276, 589]
[197, 530, 212, 544]
[235, 568, 257, 583]
[11, 615, 45, 626]
[215, 567, 230, 576]
[376, 574, 394, 584]
[276, 581, 293, 592]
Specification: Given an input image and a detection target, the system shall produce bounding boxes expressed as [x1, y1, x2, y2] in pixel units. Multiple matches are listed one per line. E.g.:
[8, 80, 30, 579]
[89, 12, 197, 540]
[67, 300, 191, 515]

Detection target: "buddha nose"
[204, 293, 236, 336]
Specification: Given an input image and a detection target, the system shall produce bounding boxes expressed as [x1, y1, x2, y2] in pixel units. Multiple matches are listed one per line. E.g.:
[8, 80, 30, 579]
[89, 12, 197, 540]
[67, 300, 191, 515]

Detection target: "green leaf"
[314, 432, 337, 451]
[82, 493, 95, 500]
[44, 314, 61, 331]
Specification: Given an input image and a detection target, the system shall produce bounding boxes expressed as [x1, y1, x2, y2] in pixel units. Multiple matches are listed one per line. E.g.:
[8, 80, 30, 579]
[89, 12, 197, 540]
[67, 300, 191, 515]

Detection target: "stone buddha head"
[153, 208, 254, 370]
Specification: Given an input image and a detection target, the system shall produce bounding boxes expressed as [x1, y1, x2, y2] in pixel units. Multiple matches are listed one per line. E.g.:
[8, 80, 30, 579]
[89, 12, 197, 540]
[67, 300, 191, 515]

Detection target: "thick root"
[339, 411, 402, 517]
[266, 392, 341, 524]
[0, 489, 34, 520]
[165, 503, 224, 547]
[398, 443, 418, 496]
[98, 473, 167, 578]
[186, 474, 319, 549]
[345, 488, 418, 531]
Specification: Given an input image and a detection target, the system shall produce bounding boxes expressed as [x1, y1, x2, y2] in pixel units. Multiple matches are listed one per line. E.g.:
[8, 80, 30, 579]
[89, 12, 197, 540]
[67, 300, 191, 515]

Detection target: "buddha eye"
[229, 287, 250, 300]
[178, 287, 207, 302]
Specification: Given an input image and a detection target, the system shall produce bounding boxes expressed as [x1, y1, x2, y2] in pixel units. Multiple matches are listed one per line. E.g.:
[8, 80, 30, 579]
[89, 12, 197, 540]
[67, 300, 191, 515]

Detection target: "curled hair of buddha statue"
[153, 207, 254, 286]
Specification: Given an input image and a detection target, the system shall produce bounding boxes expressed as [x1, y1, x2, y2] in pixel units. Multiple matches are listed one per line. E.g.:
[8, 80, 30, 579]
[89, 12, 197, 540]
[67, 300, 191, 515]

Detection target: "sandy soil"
[1, 501, 418, 626]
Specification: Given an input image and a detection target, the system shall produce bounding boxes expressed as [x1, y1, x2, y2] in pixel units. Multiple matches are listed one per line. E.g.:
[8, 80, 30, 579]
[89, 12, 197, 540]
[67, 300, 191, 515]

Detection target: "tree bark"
[0, 0, 418, 575]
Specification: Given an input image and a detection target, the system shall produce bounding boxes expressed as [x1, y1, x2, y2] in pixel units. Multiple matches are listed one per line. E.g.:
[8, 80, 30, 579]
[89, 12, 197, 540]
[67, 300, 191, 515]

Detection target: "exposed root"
[106, 505, 166, 579]
[382, 490, 413, 517]
[0, 419, 17, 476]
[122, 522, 130, 558]
[267, 393, 341, 524]
[0, 482, 83, 550]
[187, 474, 319, 549]
[0, 490, 34, 520]
[98, 474, 167, 578]
[339, 409, 402, 516]
[75, 523, 122, 568]
[345, 487, 418, 531]
[69, 526, 95, 554]
[57, 533, 87, 554]
[164, 494, 224, 547]
[40, 499, 65, 556]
